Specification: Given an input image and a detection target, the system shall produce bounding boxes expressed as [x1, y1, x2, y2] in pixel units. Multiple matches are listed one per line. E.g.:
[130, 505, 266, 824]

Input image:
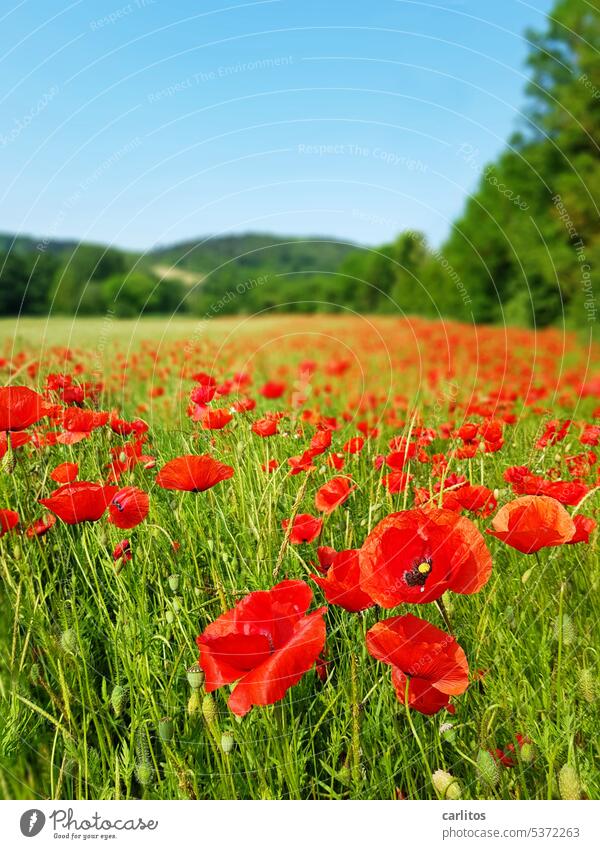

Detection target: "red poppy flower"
[313, 545, 337, 573]
[487, 495, 576, 554]
[0, 509, 19, 536]
[442, 484, 497, 517]
[50, 462, 79, 484]
[190, 384, 217, 405]
[39, 482, 115, 524]
[312, 549, 374, 612]
[0, 431, 30, 458]
[233, 397, 256, 413]
[156, 454, 234, 492]
[315, 476, 355, 514]
[108, 486, 149, 529]
[0, 386, 49, 431]
[252, 417, 278, 437]
[196, 579, 326, 716]
[113, 539, 132, 563]
[366, 613, 469, 714]
[566, 514, 596, 544]
[260, 381, 286, 399]
[359, 507, 492, 606]
[310, 429, 332, 455]
[282, 513, 323, 544]
[200, 408, 233, 430]
[327, 452, 345, 470]
[56, 408, 109, 444]
[109, 414, 148, 436]
[382, 471, 413, 493]
[26, 513, 56, 538]
[343, 436, 365, 454]
[261, 459, 279, 473]
[288, 451, 316, 475]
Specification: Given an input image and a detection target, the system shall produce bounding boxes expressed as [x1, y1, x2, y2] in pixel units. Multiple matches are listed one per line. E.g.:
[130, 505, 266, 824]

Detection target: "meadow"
[0, 315, 598, 801]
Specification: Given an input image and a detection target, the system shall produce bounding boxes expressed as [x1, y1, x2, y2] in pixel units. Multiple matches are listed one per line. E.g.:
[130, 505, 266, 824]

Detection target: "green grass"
[0, 317, 598, 800]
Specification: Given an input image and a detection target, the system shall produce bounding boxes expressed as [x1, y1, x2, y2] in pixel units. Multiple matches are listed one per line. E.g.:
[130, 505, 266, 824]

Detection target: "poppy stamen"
[404, 559, 432, 590]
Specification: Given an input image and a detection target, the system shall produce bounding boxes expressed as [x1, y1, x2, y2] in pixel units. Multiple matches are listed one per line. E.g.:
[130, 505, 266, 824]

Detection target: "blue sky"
[0, 0, 554, 250]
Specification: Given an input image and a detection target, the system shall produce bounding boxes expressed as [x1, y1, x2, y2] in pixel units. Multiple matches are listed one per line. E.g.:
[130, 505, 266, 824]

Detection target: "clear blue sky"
[0, 0, 554, 251]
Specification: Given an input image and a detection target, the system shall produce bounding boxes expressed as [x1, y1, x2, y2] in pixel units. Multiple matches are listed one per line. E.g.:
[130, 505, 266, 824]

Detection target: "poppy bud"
[521, 568, 533, 584]
[578, 667, 596, 703]
[111, 684, 128, 717]
[553, 614, 575, 646]
[187, 663, 205, 690]
[172, 596, 182, 613]
[60, 629, 78, 655]
[202, 693, 217, 725]
[519, 741, 535, 764]
[558, 764, 581, 800]
[135, 760, 154, 787]
[476, 748, 500, 787]
[221, 731, 235, 754]
[432, 769, 462, 799]
[168, 574, 180, 592]
[165, 610, 175, 624]
[2, 450, 17, 474]
[187, 689, 201, 715]
[158, 717, 174, 742]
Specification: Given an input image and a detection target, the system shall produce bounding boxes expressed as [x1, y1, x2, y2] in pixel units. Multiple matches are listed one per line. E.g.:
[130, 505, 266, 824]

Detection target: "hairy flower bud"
[158, 717, 174, 742]
[476, 749, 500, 787]
[60, 629, 78, 655]
[558, 764, 581, 800]
[111, 684, 128, 717]
[201, 693, 217, 725]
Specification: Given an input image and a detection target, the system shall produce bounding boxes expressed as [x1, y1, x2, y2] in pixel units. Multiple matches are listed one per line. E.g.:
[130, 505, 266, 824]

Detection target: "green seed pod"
[158, 717, 174, 742]
[60, 629, 78, 655]
[201, 693, 217, 725]
[111, 684, 128, 717]
[554, 614, 575, 646]
[187, 690, 201, 715]
[187, 663, 205, 690]
[165, 609, 175, 624]
[558, 764, 581, 800]
[168, 574, 180, 592]
[432, 769, 462, 799]
[578, 667, 596, 703]
[172, 596, 182, 613]
[476, 748, 500, 787]
[221, 731, 235, 754]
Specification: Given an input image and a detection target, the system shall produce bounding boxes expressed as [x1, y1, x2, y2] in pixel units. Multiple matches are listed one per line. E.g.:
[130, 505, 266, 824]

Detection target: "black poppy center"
[404, 558, 432, 588]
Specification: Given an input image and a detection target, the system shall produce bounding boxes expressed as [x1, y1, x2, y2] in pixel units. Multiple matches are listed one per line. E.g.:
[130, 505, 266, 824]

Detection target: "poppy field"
[0, 315, 598, 801]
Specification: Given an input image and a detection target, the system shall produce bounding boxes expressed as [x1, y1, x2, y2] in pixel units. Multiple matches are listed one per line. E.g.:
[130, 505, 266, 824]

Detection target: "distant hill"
[0, 231, 366, 316]
[146, 232, 360, 278]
